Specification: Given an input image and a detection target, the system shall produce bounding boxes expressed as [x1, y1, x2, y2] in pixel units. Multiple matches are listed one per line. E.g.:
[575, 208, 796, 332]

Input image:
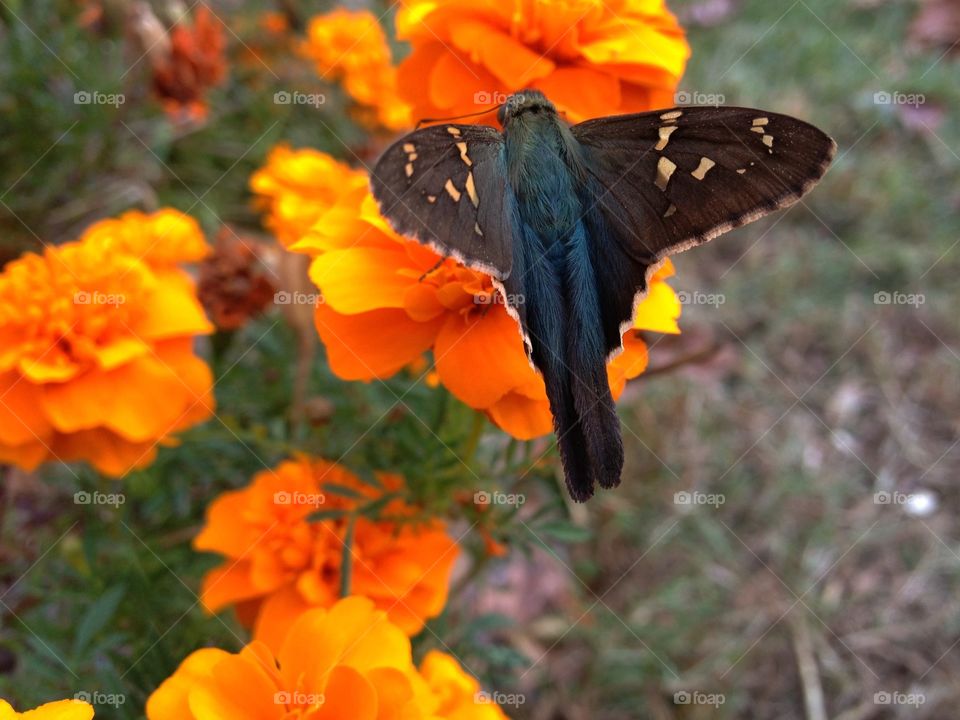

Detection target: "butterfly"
[371, 90, 836, 502]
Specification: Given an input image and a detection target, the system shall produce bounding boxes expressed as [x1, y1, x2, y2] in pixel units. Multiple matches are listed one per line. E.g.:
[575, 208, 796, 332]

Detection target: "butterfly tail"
[563, 228, 624, 492]
[525, 225, 624, 501]
[542, 359, 597, 502]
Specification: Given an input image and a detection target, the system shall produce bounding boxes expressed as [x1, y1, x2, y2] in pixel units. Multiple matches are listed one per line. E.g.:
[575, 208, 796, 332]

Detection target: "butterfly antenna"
[415, 105, 499, 129]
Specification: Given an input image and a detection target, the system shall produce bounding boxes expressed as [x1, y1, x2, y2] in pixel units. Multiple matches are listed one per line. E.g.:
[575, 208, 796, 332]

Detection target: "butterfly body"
[371, 90, 836, 501]
[499, 93, 626, 499]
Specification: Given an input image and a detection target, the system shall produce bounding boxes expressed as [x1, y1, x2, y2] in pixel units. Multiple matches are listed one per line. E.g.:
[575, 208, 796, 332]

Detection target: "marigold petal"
[365, 667, 418, 720]
[486, 391, 553, 440]
[633, 281, 681, 334]
[315, 305, 443, 380]
[448, 20, 555, 87]
[19, 700, 95, 720]
[309, 248, 413, 314]
[41, 356, 197, 441]
[199, 561, 262, 613]
[136, 271, 215, 340]
[51, 428, 158, 477]
[0, 372, 52, 446]
[313, 666, 379, 720]
[533, 67, 621, 120]
[188, 653, 283, 720]
[608, 332, 649, 399]
[194, 489, 260, 556]
[146, 648, 232, 720]
[434, 307, 533, 409]
[250, 584, 313, 653]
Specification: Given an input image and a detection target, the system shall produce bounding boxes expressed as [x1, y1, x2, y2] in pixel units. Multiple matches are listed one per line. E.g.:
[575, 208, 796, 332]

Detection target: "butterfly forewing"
[573, 106, 836, 256]
[572, 106, 836, 355]
[370, 123, 514, 279]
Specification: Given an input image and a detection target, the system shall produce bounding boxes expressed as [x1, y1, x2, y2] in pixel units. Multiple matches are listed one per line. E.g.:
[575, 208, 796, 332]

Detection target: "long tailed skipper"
[371, 90, 836, 502]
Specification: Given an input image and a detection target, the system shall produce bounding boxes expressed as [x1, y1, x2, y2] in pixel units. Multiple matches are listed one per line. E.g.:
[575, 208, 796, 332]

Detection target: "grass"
[2, 0, 959, 717]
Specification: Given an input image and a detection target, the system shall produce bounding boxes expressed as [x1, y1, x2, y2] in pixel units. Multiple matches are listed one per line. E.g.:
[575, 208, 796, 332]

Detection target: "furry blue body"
[502, 104, 625, 495]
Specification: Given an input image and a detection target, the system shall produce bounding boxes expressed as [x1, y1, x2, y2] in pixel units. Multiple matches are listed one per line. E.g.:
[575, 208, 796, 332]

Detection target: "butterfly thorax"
[502, 106, 583, 243]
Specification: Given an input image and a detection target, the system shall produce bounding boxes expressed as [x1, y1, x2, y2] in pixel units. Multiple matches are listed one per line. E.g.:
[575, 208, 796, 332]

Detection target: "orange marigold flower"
[250, 145, 368, 248]
[194, 457, 459, 648]
[0, 698, 93, 719]
[150, 6, 227, 120]
[301, 10, 413, 130]
[288, 164, 680, 440]
[147, 597, 508, 720]
[396, 0, 690, 122]
[0, 209, 214, 476]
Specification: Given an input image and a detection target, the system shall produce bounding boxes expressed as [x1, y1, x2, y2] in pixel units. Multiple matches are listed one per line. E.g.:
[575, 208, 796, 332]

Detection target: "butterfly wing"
[571, 106, 836, 355]
[370, 123, 514, 280]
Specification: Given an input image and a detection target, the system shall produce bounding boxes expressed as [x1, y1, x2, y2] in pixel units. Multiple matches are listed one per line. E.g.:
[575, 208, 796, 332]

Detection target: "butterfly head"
[497, 89, 557, 127]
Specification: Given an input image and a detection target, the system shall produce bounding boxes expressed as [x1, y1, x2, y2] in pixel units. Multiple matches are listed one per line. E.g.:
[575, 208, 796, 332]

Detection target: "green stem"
[463, 411, 487, 464]
[339, 514, 356, 598]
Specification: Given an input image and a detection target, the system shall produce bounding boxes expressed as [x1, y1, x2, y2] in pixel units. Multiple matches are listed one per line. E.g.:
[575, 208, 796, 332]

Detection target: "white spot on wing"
[444, 178, 461, 202]
[655, 156, 677, 191]
[691, 157, 716, 181]
[655, 125, 678, 151]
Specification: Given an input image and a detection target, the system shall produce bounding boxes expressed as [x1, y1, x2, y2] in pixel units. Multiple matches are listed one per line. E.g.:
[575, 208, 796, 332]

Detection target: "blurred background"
[1, 0, 959, 718]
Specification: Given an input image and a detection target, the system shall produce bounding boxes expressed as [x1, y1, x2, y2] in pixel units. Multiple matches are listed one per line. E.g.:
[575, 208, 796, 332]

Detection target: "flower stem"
[339, 514, 356, 598]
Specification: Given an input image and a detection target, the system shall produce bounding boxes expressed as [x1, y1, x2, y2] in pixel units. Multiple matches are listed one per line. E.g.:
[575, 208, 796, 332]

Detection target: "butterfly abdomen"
[504, 115, 624, 499]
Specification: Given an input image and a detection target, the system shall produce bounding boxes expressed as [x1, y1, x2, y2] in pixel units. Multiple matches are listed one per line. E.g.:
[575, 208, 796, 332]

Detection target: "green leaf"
[533, 521, 592, 544]
[322, 482, 367, 500]
[72, 584, 126, 658]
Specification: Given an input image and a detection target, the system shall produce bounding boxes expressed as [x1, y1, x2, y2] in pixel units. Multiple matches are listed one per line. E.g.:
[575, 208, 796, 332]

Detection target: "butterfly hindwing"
[572, 106, 837, 355]
[370, 123, 514, 280]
